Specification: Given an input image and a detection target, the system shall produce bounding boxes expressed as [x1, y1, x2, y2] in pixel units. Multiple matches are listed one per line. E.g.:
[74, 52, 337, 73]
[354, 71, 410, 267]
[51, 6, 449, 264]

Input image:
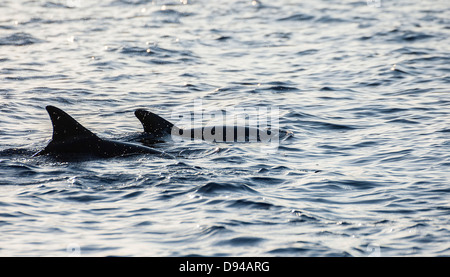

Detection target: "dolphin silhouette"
[134, 109, 280, 143]
[34, 106, 170, 159]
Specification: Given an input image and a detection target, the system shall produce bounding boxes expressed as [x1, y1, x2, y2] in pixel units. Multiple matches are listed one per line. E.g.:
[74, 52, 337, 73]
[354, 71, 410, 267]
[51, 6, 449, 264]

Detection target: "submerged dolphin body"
[134, 109, 281, 143]
[34, 106, 169, 159]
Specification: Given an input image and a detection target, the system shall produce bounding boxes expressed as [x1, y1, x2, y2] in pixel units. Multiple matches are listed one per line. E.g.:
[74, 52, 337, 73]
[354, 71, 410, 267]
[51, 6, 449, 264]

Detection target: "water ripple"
[0, 32, 44, 46]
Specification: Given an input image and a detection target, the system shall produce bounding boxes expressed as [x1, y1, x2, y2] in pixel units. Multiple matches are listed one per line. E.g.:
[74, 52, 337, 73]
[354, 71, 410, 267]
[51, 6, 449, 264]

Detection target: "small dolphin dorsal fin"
[135, 109, 174, 135]
[46, 105, 98, 141]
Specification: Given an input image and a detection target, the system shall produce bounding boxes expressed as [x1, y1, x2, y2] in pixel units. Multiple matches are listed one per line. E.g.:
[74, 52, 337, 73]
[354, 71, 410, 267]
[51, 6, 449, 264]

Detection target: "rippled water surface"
[0, 0, 449, 256]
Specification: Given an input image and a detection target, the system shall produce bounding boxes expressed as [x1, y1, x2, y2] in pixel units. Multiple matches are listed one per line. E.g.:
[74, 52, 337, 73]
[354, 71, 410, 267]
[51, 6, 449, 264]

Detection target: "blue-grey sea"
[0, 0, 449, 256]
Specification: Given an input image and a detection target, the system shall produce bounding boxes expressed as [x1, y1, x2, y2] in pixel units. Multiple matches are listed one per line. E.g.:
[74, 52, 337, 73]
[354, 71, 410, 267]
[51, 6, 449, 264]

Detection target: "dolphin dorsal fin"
[46, 105, 98, 141]
[135, 109, 174, 135]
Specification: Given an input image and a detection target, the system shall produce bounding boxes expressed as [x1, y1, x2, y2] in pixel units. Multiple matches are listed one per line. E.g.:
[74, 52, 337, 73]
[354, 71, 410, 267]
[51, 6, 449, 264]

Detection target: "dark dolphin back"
[46, 105, 98, 141]
[135, 109, 174, 137]
[34, 106, 172, 159]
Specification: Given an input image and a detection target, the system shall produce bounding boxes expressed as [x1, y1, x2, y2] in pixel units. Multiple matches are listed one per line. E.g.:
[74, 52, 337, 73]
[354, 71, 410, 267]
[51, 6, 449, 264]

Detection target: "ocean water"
[0, 0, 449, 256]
